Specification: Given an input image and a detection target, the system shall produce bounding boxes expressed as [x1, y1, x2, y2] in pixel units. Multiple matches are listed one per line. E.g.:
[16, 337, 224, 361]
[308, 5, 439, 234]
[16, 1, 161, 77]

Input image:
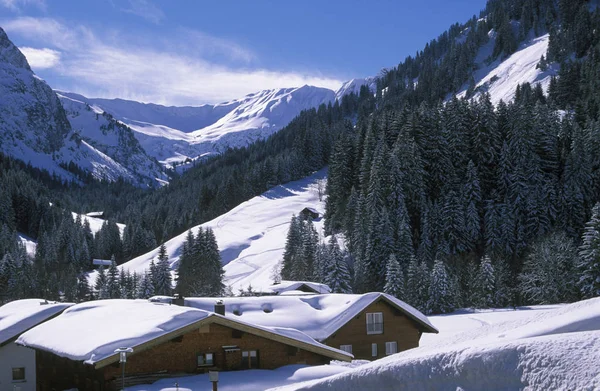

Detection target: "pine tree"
[324, 236, 352, 293]
[76, 273, 90, 302]
[428, 259, 454, 314]
[474, 255, 495, 308]
[384, 254, 405, 299]
[520, 231, 579, 304]
[406, 257, 429, 312]
[95, 264, 109, 299]
[107, 256, 120, 299]
[578, 204, 600, 299]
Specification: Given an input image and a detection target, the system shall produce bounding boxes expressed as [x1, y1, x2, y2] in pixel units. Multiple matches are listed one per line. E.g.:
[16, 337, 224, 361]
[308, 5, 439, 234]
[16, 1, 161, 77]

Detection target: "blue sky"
[1, 0, 487, 106]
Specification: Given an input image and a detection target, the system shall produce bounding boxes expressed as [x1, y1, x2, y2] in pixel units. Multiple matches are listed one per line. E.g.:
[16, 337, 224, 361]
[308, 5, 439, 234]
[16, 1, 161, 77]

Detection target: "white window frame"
[385, 341, 398, 355]
[371, 343, 378, 357]
[366, 312, 384, 334]
[339, 344, 353, 354]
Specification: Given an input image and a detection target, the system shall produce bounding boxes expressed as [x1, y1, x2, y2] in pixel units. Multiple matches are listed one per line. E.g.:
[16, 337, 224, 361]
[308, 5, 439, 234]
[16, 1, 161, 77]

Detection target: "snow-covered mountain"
[58, 86, 336, 169]
[0, 27, 167, 187]
[100, 169, 328, 293]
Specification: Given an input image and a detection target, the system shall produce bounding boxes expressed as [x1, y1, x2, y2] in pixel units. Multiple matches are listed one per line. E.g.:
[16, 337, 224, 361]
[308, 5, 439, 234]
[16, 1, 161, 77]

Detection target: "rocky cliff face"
[0, 27, 71, 155]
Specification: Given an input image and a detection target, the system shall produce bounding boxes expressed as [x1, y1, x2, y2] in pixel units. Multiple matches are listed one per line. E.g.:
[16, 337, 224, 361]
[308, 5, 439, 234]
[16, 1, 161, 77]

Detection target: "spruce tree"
[324, 236, 352, 293]
[95, 264, 109, 299]
[384, 254, 405, 299]
[107, 256, 120, 299]
[474, 255, 495, 308]
[428, 259, 454, 314]
[578, 204, 600, 299]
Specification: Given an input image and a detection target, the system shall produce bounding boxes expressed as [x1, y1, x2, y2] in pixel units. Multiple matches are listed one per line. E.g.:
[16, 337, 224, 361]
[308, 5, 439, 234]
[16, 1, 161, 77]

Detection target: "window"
[339, 344, 353, 354]
[197, 352, 214, 366]
[242, 350, 258, 369]
[12, 367, 25, 381]
[385, 341, 398, 355]
[371, 343, 378, 357]
[366, 312, 384, 334]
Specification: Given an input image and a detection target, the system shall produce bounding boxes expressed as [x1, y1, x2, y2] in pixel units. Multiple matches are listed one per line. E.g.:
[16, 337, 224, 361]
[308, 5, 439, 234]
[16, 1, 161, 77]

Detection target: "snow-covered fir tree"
[578, 203, 600, 299]
[384, 254, 405, 299]
[324, 236, 352, 293]
[428, 259, 454, 314]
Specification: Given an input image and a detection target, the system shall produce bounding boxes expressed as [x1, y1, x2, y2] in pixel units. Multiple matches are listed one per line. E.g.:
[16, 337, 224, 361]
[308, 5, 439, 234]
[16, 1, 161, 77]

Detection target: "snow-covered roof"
[0, 299, 73, 346]
[92, 259, 112, 266]
[17, 299, 352, 366]
[85, 211, 104, 218]
[266, 281, 331, 295]
[179, 293, 438, 341]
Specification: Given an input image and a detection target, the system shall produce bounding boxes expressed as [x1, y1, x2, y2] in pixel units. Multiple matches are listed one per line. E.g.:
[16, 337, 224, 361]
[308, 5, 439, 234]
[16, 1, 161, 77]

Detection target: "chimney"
[172, 294, 185, 306]
[214, 300, 225, 316]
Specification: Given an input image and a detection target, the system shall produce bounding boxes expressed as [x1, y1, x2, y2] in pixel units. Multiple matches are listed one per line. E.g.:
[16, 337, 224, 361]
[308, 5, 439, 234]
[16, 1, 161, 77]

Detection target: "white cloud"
[2, 17, 83, 50]
[121, 0, 165, 25]
[3, 17, 343, 106]
[19, 46, 61, 69]
[0, 0, 45, 11]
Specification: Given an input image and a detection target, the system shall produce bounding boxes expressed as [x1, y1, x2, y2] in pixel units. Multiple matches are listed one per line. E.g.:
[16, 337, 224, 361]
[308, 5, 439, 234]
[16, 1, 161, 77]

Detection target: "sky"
[0, 0, 488, 106]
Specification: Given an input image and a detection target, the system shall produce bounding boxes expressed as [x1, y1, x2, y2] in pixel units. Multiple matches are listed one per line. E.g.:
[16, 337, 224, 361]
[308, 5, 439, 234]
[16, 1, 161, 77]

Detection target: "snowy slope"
[457, 33, 558, 105]
[273, 298, 600, 391]
[109, 169, 327, 292]
[58, 93, 168, 186]
[334, 77, 376, 101]
[59, 87, 335, 168]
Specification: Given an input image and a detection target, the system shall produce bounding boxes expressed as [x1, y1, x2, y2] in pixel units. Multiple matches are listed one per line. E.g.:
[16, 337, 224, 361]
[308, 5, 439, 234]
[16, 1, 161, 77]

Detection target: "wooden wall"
[324, 299, 422, 360]
[36, 322, 330, 391]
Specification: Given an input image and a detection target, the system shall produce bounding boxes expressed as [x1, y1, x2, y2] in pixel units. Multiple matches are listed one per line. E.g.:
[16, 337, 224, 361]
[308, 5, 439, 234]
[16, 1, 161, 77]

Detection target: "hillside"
[108, 169, 327, 293]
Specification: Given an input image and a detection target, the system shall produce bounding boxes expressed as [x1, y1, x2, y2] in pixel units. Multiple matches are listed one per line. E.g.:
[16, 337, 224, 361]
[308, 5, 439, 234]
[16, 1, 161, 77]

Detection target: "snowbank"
[271, 298, 600, 391]
[0, 299, 72, 344]
[127, 363, 353, 391]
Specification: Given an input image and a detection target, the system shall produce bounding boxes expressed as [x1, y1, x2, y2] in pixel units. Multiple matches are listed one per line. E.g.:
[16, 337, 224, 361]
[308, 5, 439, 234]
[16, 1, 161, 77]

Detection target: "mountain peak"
[0, 27, 31, 71]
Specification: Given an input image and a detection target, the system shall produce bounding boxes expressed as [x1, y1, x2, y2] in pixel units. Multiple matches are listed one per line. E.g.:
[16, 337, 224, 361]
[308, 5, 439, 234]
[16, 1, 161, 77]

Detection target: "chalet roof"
[92, 259, 112, 266]
[266, 280, 331, 295]
[16, 299, 352, 367]
[179, 292, 439, 341]
[302, 207, 320, 214]
[0, 299, 73, 346]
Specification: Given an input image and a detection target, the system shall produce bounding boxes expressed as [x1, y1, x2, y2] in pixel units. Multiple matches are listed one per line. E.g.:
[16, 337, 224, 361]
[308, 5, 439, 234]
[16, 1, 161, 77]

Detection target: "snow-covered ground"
[272, 298, 600, 391]
[457, 33, 559, 105]
[127, 363, 354, 391]
[111, 169, 327, 292]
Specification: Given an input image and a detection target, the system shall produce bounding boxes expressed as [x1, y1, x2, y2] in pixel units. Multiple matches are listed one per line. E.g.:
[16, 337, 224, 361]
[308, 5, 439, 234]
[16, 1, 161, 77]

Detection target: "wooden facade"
[35, 320, 336, 391]
[324, 298, 424, 360]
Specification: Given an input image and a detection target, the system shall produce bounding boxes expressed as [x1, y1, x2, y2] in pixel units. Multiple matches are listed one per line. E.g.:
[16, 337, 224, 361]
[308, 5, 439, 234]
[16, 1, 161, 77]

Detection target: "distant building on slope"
[17, 300, 351, 391]
[161, 292, 439, 360]
[299, 207, 320, 220]
[0, 299, 72, 391]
